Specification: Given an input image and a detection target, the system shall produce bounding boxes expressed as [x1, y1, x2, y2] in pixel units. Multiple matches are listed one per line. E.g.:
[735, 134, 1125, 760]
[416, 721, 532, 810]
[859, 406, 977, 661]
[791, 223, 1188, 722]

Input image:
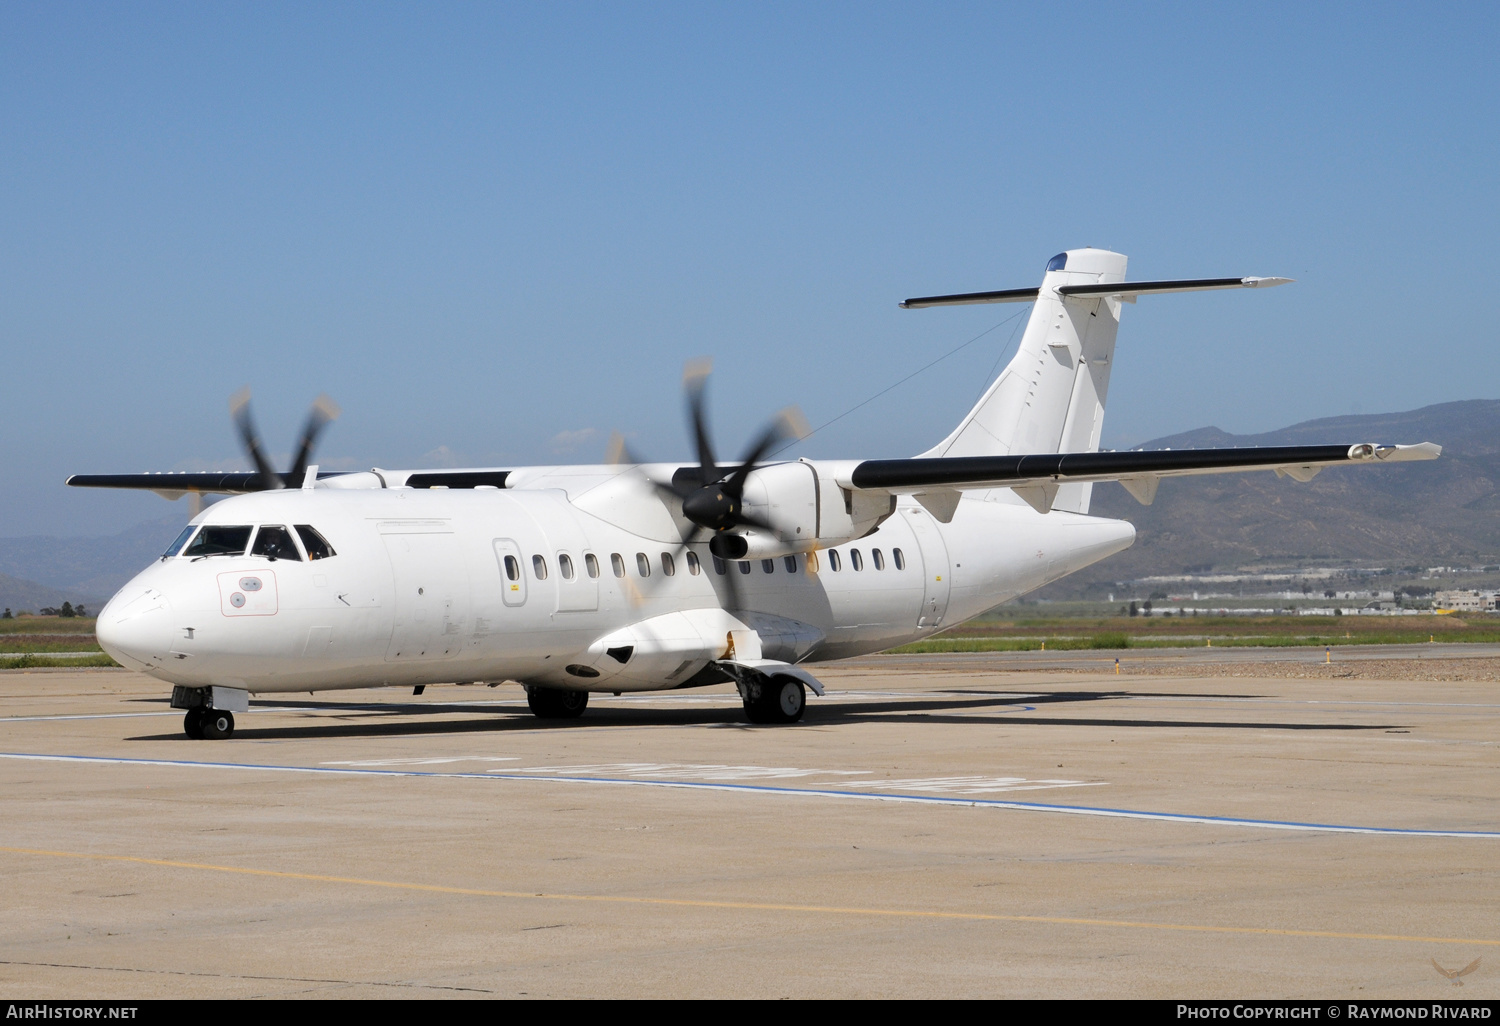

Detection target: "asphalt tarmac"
[2, 653, 1497, 999]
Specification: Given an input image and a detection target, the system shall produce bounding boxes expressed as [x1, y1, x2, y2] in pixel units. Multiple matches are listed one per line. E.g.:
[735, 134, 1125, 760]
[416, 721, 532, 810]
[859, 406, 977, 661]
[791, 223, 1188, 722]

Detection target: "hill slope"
[1038, 399, 1500, 596]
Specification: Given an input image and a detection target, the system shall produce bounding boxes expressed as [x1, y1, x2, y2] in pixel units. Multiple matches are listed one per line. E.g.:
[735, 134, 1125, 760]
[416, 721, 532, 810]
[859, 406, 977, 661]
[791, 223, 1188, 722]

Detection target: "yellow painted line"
[5, 844, 1496, 948]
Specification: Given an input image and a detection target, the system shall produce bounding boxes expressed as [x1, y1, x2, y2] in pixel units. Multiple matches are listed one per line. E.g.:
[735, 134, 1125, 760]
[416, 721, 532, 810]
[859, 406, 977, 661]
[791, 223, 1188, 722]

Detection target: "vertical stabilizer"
[919, 248, 1127, 513]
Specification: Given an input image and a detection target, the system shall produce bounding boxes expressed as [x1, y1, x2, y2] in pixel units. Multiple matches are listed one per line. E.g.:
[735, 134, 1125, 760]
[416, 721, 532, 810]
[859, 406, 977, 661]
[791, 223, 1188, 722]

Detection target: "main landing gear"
[740, 676, 805, 724]
[527, 686, 589, 719]
[183, 707, 235, 740]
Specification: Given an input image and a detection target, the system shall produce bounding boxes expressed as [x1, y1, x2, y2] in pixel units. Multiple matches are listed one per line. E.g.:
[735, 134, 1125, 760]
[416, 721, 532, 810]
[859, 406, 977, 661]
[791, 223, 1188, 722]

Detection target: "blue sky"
[3, 2, 1496, 536]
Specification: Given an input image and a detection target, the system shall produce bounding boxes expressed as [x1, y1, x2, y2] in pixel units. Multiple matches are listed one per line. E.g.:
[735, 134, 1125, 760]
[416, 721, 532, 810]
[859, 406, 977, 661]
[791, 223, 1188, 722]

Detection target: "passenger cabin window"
[827, 549, 841, 572]
[762, 558, 775, 574]
[251, 525, 302, 561]
[585, 553, 600, 578]
[713, 555, 727, 576]
[872, 548, 885, 570]
[558, 554, 575, 580]
[295, 525, 336, 560]
[163, 525, 196, 558]
[784, 555, 797, 573]
[611, 553, 626, 578]
[893, 547, 905, 570]
[738, 560, 751, 575]
[661, 552, 676, 577]
[504, 555, 520, 581]
[182, 526, 253, 558]
[636, 552, 651, 577]
[806, 551, 819, 573]
[686, 551, 701, 575]
[850, 549, 863, 571]
[532, 555, 548, 580]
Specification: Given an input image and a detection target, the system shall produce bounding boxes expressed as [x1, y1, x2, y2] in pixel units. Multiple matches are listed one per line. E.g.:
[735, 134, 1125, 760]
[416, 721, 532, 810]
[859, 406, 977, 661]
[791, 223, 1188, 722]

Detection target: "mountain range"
[1, 399, 1494, 611]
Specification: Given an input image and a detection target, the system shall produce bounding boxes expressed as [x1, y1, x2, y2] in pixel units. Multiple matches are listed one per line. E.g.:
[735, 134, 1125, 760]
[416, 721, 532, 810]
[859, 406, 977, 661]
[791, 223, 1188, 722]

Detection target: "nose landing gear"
[172, 685, 246, 739]
[183, 707, 235, 739]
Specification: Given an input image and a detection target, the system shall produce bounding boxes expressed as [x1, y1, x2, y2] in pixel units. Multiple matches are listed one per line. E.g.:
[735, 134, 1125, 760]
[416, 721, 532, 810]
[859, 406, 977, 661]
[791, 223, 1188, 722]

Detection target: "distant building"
[1434, 590, 1498, 613]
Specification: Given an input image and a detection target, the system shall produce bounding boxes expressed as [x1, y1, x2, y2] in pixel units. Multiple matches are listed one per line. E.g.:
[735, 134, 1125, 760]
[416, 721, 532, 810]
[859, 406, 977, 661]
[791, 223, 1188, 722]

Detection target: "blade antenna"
[229, 387, 284, 491]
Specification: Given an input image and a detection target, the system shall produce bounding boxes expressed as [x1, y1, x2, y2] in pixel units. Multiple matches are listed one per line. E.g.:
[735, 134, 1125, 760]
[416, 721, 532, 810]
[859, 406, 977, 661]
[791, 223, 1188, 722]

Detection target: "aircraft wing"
[846, 442, 1441, 515]
[66, 468, 514, 496]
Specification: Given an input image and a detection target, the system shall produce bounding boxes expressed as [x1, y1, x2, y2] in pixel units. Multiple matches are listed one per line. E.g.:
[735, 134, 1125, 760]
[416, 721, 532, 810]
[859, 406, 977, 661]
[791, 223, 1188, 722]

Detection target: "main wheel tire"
[767, 678, 805, 723]
[527, 687, 589, 719]
[741, 678, 805, 724]
[200, 709, 235, 739]
[183, 708, 206, 739]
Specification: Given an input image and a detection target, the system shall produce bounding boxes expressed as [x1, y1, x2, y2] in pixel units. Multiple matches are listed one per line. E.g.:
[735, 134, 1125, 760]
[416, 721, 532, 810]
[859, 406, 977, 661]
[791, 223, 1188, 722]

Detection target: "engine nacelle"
[736, 459, 896, 551]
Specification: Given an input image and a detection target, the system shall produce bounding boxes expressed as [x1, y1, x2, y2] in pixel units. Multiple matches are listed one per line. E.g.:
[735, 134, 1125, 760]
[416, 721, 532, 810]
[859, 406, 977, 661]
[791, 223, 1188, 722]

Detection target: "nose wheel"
[184, 708, 235, 739]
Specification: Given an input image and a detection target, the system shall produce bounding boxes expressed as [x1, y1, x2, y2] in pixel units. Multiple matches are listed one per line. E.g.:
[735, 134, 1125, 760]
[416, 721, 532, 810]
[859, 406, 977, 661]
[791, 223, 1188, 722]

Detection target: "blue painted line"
[1, 751, 1496, 839]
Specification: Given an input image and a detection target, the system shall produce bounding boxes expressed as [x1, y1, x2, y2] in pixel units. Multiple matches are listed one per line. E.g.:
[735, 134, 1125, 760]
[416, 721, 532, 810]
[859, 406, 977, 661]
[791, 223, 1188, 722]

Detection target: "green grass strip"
[0, 653, 120, 669]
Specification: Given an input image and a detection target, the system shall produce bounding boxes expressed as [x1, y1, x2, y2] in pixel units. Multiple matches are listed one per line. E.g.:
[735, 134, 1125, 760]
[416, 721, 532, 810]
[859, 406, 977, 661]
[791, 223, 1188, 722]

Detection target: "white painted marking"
[324, 756, 520, 767]
[503, 762, 870, 782]
[841, 776, 1103, 795]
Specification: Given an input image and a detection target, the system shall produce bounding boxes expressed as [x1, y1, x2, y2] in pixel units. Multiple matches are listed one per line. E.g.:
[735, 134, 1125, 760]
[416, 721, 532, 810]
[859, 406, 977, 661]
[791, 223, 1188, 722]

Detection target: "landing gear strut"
[740, 676, 805, 724]
[527, 686, 589, 719]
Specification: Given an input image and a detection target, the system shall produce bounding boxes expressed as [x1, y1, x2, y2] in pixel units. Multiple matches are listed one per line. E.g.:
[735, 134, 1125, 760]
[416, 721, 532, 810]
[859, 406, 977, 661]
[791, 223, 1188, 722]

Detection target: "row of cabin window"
[502, 547, 906, 583]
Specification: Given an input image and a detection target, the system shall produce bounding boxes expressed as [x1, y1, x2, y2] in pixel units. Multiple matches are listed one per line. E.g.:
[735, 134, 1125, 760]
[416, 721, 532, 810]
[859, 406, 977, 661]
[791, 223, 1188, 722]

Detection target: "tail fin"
[919, 248, 1128, 513]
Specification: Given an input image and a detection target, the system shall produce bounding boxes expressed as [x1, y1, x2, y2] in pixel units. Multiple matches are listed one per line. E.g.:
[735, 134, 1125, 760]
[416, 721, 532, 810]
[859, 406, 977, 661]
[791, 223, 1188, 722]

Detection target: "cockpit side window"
[163, 525, 197, 558]
[182, 526, 253, 558]
[294, 525, 337, 560]
[251, 525, 303, 561]
[1046, 252, 1068, 272]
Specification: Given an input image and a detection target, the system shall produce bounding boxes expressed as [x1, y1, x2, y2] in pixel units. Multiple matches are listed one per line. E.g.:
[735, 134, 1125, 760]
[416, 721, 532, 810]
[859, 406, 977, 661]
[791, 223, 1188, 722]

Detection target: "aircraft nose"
[96, 588, 175, 671]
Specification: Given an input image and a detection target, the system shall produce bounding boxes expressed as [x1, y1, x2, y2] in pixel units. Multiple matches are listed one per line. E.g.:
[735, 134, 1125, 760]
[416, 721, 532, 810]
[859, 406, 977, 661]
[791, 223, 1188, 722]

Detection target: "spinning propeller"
[665, 360, 809, 557]
[613, 360, 808, 610]
[229, 388, 341, 490]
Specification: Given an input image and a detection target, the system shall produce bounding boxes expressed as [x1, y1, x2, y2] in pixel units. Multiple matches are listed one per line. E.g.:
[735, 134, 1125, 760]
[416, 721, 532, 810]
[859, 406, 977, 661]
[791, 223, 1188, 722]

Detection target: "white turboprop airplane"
[71, 249, 1439, 739]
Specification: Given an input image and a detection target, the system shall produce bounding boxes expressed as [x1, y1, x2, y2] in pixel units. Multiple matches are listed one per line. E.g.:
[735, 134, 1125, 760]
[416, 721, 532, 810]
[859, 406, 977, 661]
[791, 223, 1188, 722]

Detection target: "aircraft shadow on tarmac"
[124, 689, 1408, 742]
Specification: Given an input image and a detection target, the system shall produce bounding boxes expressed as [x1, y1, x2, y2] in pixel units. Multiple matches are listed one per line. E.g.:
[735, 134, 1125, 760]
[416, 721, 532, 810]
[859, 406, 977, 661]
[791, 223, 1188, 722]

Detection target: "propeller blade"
[604, 432, 644, 466]
[683, 358, 719, 483]
[229, 387, 284, 491]
[288, 394, 341, 482]
[718, 547, 744, 612]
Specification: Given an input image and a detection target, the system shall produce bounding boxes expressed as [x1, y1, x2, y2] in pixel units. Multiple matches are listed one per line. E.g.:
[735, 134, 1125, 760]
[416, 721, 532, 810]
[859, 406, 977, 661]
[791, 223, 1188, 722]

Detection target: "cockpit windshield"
[251, 525, 302, 561]
[182, 526, 253, 558]
[162, 525, 196, 558]
[1046, 252, 1068, 272]
[295, 525, 336, 560]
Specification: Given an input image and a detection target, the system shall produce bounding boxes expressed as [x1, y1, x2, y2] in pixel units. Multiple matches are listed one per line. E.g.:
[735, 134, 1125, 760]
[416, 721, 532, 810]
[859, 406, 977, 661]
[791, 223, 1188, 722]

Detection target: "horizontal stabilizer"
[900, 287, 1040, 309]
[901, 277, 1291, 309]
[1058, 276, 1293, 299]
[848, 442, 1440, 493]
